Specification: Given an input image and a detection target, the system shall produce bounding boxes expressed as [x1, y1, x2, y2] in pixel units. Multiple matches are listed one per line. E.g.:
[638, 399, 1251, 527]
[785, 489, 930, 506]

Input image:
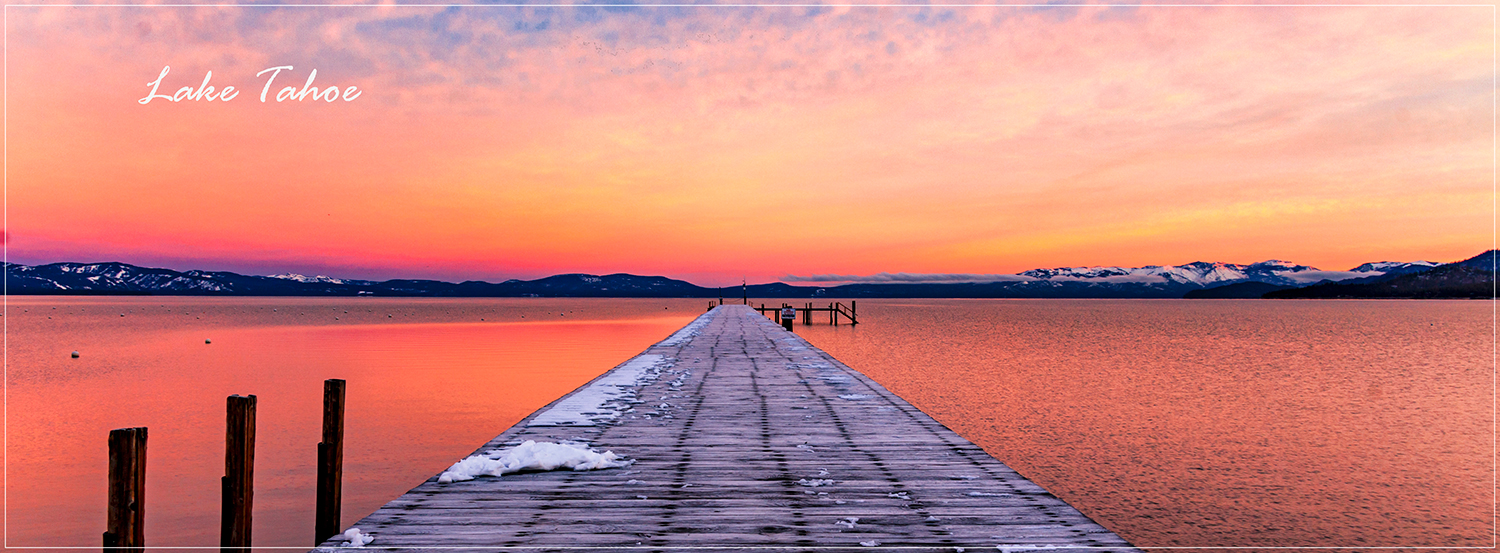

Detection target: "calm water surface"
[6, 297, 708, 547]
[7, 297, 1491, 549]
[794, 299, 1492, 548]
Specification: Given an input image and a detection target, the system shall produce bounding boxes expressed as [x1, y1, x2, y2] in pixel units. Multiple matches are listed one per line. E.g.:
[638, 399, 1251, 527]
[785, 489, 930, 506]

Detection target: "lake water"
[794, 299, 1492, 548]
[5, 297, 1491, 548]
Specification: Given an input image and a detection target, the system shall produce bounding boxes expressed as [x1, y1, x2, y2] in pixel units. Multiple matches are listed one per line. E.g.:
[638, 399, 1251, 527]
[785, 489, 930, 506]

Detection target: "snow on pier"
[316, 305, 1139, 551]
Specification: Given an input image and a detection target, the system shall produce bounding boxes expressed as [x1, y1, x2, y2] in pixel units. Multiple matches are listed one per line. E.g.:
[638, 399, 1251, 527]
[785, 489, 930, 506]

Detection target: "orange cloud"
[6, 5, 1490, 284]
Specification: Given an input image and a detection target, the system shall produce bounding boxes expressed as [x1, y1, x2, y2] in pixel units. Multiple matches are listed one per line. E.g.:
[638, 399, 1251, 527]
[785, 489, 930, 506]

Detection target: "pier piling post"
[316, 379, 346, 545]
[104, 427, 147, 549]
[222, 394, 256, 551]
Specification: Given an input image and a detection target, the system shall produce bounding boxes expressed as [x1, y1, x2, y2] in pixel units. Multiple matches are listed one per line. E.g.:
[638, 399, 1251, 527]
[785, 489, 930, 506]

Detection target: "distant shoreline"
[6, 250, 1493, 299]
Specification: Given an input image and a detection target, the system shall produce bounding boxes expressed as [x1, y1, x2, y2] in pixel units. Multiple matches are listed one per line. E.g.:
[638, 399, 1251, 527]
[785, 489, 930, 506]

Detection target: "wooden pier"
[316, 305, 1137, 551]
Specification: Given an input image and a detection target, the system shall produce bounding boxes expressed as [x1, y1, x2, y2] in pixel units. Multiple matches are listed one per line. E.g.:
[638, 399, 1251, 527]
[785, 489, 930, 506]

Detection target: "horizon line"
[4, 248, 1490, 287]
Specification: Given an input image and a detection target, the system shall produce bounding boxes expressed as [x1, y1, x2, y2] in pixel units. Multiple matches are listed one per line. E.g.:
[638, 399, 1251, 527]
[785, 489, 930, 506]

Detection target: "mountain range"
[1261, 250, 1495, 299]
[4, 251, 1492, 299]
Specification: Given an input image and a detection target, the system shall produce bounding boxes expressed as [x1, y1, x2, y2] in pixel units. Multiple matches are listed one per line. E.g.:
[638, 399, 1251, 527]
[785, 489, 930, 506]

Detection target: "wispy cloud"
[4, 5, 1489, 285]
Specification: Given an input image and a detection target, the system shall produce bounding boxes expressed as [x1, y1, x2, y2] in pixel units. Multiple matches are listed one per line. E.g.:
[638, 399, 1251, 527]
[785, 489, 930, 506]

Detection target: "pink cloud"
[5, 5, 1489, 283]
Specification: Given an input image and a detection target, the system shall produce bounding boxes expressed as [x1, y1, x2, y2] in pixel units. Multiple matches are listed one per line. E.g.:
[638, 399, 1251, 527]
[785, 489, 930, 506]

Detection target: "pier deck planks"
[316, 305, 1139, 552]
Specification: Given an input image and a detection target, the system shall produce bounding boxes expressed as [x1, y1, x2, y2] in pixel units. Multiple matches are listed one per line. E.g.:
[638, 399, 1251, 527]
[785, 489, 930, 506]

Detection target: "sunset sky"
[5, 3, 1492, 286]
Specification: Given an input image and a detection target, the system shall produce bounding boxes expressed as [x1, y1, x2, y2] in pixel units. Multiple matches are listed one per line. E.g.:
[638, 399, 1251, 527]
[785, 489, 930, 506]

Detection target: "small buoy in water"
[205, 339, 212, 344]
[70, 351, 79, 358]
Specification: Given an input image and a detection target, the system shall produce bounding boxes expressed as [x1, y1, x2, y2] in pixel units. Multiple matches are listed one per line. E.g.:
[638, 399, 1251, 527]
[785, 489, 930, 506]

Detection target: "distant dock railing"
[753, 301, 858, 326]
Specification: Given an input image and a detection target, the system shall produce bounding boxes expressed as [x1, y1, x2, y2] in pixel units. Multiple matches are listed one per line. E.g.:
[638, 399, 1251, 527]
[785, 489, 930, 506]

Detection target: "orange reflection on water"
[6, 297, 704, 547]
[796, 299, 1492, 548]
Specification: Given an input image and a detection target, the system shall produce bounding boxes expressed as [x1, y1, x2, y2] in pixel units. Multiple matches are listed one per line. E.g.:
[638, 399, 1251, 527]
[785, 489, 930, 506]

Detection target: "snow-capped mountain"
[4, 252, 1488, 298]
[268, 273, 375, 286]
[1269, 252, 1494, 299]
[1349, 261, 1438, 274]
[2, 262, 718, 297]
[1020, 260, 1336, 287]
[9, 262, 233, 292]
[3, 262, 371, 295]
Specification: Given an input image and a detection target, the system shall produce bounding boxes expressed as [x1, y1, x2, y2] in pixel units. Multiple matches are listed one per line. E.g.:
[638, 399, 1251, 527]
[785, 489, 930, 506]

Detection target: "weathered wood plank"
[313, 306, 1138, 551]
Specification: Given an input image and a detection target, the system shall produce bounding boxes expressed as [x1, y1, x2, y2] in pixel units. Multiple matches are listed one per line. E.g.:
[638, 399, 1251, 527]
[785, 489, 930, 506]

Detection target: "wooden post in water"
[851, 301, 857, 325]
[316, 379, 346, 545]
[104, 427, 147, 549]
[222, 394, 256, 551]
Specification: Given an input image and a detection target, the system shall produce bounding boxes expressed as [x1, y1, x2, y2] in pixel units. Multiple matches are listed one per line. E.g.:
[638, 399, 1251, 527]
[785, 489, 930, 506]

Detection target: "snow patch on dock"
[657, 311, 712, 347]
[437, 440, 632, 483]
[528, 354, 671, 427]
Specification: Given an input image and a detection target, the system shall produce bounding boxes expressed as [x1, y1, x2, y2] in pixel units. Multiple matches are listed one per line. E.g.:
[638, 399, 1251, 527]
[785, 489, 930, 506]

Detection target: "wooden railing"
[753, 301, 858, 325]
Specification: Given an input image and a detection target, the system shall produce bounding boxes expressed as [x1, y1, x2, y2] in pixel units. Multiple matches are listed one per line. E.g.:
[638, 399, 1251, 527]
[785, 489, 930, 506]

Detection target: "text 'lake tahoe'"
[139, 65, 362, 104]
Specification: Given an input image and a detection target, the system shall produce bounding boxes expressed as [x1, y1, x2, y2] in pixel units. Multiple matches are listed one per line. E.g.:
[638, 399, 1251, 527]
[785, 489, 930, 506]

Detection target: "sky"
[5, 2, 1493, 286]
